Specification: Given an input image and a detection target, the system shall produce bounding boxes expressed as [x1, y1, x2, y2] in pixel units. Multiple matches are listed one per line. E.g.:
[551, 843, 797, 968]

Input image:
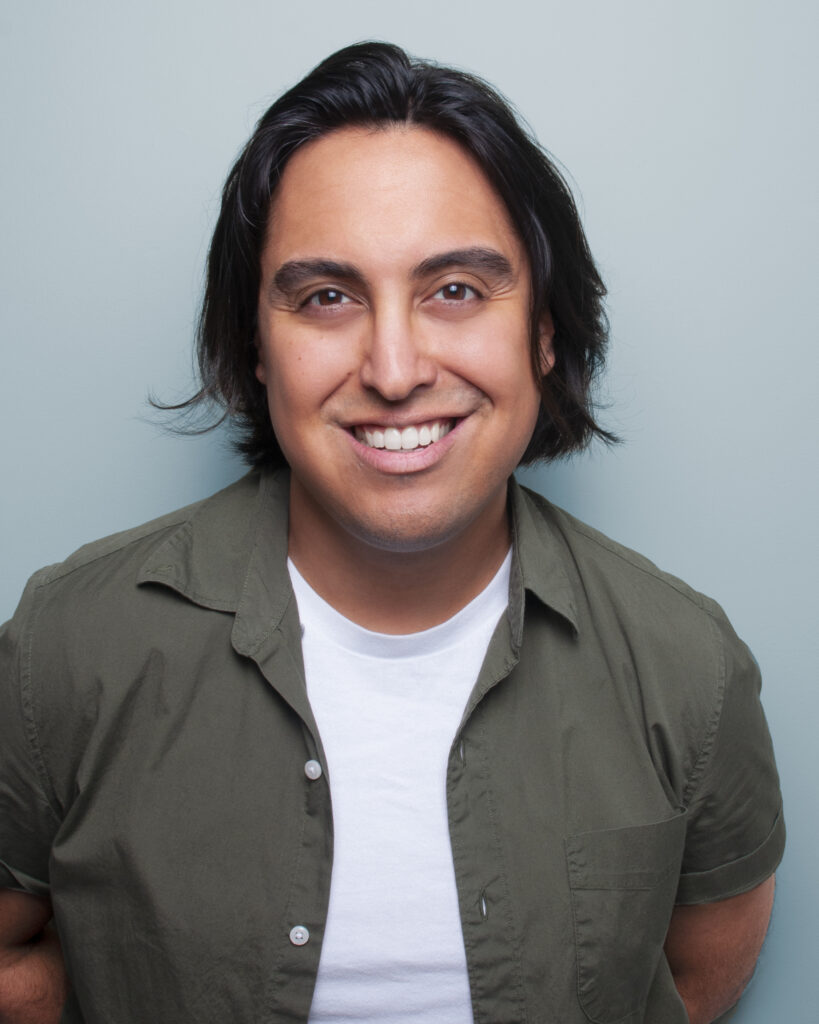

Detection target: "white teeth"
[356, 419, 454, 452]
[400, 426, 419, 450]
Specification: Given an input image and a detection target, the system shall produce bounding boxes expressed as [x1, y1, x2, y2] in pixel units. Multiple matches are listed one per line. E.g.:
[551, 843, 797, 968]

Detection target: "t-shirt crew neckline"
[286, 549, 512, 661]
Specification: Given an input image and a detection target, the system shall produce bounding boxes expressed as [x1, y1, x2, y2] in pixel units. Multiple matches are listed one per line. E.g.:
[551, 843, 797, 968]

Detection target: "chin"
[340, 507, 474, 556]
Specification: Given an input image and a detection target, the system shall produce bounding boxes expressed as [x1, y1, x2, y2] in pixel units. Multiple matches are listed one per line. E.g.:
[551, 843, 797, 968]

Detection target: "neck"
[286, 482, 512, 634]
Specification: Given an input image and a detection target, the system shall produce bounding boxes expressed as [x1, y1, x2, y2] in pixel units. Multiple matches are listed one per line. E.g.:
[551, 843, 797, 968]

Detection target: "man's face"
[255, 125, 552, 557]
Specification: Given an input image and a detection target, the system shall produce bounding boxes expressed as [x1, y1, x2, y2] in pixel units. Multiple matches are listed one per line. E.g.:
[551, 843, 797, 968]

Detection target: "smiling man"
[0, 43, 784, 1024]
[255, 125, 548, 634]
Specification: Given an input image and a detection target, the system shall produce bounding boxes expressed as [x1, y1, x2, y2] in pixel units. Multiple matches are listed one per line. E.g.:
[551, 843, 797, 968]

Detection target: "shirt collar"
[507, 476, 579, 642]
[137, 468, 292, 634]
[137, 469, 579, 641]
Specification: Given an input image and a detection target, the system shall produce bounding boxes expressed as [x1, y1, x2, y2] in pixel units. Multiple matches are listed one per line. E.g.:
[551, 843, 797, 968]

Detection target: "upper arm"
[1, 578, 62, 898]
[675, 610, 784, 899]
[665, 874, 776, 1024]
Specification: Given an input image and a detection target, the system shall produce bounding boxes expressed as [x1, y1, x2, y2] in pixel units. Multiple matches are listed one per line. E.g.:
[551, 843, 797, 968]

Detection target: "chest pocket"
[565, 812, 687, 1024]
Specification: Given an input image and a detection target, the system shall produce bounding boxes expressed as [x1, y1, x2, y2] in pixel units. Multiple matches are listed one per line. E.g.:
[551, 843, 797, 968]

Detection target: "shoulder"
[0, 471, 279, 803]
[21, 470, 266, 608]
[1, 471, 275, 691]
[514, 483, 756, 742]
[518, 482, 728, 631]
[38, 472, 260, 589]
[2, 502, 195, 659]
[514, 485, 782, 855]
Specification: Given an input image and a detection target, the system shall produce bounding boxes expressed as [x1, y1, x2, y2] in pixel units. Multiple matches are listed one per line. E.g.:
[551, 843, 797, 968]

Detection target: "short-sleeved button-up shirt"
[0, 469, 784, 1023]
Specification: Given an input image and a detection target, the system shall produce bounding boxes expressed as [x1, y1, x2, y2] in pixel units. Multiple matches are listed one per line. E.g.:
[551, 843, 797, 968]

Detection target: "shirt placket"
[238, 615, 335, 1022]
[447, 615, 530, 1024]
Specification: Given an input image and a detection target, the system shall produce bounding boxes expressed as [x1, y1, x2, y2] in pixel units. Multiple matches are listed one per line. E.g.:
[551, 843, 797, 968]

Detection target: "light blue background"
[1, 1, 816, 1018]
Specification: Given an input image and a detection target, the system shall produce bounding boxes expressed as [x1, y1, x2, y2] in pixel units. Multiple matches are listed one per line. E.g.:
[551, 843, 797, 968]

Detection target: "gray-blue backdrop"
[2, 2, 815, 1018]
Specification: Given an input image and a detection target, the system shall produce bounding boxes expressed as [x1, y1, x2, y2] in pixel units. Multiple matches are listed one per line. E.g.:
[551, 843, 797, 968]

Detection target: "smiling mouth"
[353, 418, 456, 452]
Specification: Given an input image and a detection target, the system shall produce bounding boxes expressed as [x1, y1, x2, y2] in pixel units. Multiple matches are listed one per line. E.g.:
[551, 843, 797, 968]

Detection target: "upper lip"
[341, 413, 466, 430]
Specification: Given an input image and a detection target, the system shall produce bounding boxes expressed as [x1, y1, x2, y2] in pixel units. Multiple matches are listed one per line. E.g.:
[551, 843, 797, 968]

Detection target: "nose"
[358, 306, 437, 401]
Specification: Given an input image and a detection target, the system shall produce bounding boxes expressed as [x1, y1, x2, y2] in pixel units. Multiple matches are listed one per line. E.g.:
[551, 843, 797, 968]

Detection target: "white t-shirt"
[288, 553, 511, 1023]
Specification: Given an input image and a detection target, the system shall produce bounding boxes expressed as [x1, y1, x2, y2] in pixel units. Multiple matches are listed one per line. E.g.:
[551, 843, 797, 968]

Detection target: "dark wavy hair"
[172, 41, 614, 465]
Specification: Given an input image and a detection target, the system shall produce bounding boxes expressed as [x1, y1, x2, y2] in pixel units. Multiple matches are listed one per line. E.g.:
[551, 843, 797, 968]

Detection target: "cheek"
[263, 342, 349, 430]
[477, 330, 540, 412]
[493, 351, 542, 444]
[511, 379, 542, 447]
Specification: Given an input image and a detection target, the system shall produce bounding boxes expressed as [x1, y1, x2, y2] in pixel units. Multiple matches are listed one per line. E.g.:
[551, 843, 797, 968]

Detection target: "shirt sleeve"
[0, 570, 62, 897]
[675, 607, 785, 904]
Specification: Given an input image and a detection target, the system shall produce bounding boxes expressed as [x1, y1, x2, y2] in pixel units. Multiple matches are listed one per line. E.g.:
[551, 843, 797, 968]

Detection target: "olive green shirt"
[0, 469, 784, 1023]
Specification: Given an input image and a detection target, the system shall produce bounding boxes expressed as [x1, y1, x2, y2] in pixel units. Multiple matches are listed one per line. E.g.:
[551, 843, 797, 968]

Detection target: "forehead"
[263, 125, 525, 272]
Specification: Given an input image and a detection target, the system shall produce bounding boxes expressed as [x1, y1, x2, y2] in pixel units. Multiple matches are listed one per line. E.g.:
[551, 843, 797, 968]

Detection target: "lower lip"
[348, 420, 464, 474]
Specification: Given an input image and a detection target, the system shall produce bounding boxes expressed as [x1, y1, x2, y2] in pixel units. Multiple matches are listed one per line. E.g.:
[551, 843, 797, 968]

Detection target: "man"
[0, 42, 783, 1024]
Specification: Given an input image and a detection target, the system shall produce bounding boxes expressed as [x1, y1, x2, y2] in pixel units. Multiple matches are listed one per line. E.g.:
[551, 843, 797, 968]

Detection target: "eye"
[303, 288, 353, 308]
[433, 282, 481, 302]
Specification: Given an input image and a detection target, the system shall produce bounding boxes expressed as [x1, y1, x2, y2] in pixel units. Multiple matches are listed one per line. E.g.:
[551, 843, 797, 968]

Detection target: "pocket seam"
[568, 883, 643, 1024]
[566, 813, 686, 1024]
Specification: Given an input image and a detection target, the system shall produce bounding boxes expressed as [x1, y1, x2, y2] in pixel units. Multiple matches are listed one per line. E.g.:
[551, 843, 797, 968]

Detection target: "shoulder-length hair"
[177, 41, 614, 465]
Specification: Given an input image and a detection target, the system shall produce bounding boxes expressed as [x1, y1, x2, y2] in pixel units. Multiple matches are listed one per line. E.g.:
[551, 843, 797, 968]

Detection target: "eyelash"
[434, 282, 481, 302]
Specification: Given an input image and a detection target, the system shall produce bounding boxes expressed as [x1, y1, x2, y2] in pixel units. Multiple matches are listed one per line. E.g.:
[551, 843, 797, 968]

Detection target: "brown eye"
[435, 283, 479, 302]
[307, 288, 351, 307]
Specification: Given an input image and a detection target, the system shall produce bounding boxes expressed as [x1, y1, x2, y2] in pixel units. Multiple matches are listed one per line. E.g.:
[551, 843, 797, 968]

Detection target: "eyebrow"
[411, 247, 515, 282]
[271, 259, 364, 296]
[269, 246, 516, 298]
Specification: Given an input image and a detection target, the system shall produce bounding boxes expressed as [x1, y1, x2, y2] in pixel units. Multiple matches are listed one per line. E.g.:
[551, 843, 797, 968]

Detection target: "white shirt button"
[304, 759, 323, 780]
[289, 925, 310, 946]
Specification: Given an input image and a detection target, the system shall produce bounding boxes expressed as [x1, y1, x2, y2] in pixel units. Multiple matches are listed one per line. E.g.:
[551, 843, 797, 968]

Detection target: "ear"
[538, 310, 556, 376]
[254, 333, 268, 386]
